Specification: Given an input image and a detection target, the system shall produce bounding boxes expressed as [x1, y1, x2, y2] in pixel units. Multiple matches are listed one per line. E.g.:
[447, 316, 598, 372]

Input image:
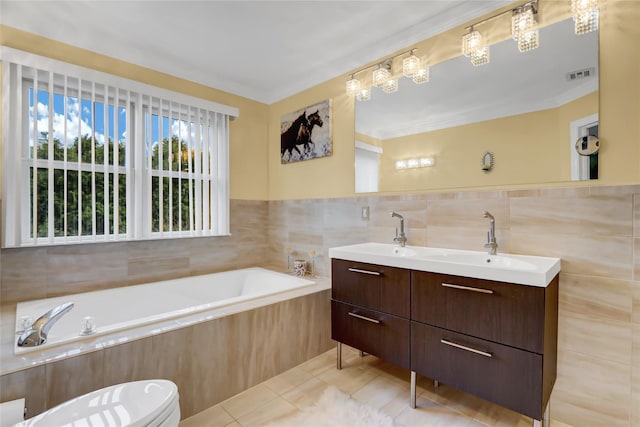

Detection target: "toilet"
[15, 379, 180, 427]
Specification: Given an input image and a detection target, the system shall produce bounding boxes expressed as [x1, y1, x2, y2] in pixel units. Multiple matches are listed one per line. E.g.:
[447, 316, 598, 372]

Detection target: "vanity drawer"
[332, 259, 410, 318]
[332, 300, 409, 369]
[411, 322, 543, 420]
[412, 271, 546, 353]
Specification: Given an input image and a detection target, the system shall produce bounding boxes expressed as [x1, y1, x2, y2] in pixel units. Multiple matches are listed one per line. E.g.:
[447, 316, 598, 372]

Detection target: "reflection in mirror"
[355, 18, 598, 193]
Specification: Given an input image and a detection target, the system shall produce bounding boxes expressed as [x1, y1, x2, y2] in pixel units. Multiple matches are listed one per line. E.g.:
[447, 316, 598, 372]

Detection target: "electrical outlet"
[361, 206, 370, 220]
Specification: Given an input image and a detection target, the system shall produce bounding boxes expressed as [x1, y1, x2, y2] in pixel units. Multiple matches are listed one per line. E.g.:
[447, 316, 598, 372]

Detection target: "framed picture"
[280, 99, 332, 164]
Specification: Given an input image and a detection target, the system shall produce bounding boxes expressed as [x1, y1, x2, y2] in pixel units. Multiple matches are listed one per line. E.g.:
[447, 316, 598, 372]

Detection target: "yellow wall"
[1, 0, 639, 202]
[0, 26, 270, 201]
[268, 0, 640, 199]
[377, 92, 598, 192]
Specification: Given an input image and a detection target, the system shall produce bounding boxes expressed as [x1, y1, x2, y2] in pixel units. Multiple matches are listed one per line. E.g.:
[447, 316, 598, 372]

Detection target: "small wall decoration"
[280, 99, 332, 164]
[481, 151, 495, 173]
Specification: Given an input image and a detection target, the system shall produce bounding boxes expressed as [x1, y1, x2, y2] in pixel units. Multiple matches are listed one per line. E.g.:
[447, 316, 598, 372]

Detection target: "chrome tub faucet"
[391, 212, 407, 247]
[483, 211, 498, 255]
[17, 302, 74, 347]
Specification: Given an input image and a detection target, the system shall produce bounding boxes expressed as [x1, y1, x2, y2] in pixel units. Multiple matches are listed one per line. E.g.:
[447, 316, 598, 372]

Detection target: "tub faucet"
[483, 211, 498, 255]
[17, 302, 74, 347]
[391, 212, 407, 247]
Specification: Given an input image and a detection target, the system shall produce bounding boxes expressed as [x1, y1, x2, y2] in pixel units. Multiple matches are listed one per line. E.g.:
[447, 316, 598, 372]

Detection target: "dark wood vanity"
[331, 257, 559, 425]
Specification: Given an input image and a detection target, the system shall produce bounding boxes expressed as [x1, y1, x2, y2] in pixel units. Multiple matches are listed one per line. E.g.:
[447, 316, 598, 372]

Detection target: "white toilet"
[15, 379, 180, 427]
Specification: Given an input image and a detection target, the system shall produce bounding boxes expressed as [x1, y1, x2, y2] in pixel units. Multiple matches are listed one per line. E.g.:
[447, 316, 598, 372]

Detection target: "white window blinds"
[2, 48, 237, 247]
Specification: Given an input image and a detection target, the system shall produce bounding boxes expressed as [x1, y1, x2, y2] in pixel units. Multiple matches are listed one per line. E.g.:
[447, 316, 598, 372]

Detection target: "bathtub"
[13, 268, 315, 355]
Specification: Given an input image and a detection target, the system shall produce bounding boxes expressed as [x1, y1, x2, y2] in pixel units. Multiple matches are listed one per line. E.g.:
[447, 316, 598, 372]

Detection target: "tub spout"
[17, 302, 74, 347]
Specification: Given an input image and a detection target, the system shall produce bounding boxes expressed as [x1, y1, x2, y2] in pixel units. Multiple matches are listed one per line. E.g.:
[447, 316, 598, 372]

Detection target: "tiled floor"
[180, 346, 572, 427]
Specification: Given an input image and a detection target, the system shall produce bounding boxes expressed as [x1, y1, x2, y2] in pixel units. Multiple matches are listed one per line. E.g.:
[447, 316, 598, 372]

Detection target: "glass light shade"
[345, 77, 361, 97]
[355, 87, 371, 101]
[470, 46, 490, 66]
[382, 78, 398, 94]
[462, 30, 483, 57]
[517, 29, 539, 52]
[412, 68, 430, 84]
[395, 160, 408, 170]
[407, 159, 420, 168]
[573, 8, 599, 34]
[571, 0, 598, 15]
[402, 54, 421, 77]
[372, 67, 391, 87]
[512, 8, 535, 41]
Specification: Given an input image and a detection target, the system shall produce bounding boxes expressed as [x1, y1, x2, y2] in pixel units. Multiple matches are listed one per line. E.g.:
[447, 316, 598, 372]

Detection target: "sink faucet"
[391, 212, 407, 247]
[17, 302, 74, 347]
[483, 211, 498, 255]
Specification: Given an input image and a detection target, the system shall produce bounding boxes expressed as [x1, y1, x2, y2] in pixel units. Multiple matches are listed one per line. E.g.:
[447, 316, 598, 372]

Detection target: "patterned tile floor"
[180, 346, 572, 427]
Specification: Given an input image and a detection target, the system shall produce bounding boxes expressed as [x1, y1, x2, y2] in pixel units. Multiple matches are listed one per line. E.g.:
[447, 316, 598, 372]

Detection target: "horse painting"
[280, 100, 331, 163]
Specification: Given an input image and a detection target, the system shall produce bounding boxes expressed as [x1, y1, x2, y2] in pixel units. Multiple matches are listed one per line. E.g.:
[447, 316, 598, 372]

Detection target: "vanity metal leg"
[533, 401, 550, 427]
[410, 371, 417, 409]
[359, 350, 365, 357]
[434, 379, 439, 389]
[337, 342, 342, 370]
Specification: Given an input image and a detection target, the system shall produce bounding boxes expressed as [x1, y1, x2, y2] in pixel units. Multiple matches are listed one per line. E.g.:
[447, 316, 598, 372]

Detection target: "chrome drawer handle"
[348, 268, 381, 276]
[348, 312, 381, 324]
[440, 339, 492, 358]
[441, 283, 494, 294]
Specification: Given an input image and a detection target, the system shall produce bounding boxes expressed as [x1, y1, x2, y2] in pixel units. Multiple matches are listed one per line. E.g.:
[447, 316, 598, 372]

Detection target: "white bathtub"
[14, 268, 315, 355]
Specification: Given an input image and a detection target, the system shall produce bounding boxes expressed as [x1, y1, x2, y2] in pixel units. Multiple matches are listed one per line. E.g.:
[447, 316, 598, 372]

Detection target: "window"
[2, 49, 238, 247]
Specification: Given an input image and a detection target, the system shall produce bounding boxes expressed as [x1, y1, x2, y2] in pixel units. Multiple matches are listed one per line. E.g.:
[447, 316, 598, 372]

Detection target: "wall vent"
[567, 67, 596, 81]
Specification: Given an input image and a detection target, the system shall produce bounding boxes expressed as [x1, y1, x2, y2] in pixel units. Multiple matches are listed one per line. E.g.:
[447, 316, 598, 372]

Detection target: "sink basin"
[425, 253, 538, 271]
[329, 243, 560, 287]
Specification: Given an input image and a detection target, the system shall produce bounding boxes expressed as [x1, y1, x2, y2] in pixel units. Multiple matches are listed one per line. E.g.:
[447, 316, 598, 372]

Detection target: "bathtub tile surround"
[1, 184, 639, 426]
[0, 290, 332, 420]
[0, 199, 269, 304]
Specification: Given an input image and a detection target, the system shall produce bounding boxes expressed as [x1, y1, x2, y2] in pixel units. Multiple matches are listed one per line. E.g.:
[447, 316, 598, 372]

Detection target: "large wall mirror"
[355, 18, 599, 193]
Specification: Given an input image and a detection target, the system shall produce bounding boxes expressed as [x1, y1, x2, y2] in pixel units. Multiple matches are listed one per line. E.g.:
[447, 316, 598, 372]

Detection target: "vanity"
[329, 242, 560, 427]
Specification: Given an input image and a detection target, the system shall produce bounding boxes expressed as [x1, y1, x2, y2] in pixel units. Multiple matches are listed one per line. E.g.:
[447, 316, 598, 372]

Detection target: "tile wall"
[0, 290, 332, 420]
[268, 185, 640, 427]
[0, 184, 638, 426]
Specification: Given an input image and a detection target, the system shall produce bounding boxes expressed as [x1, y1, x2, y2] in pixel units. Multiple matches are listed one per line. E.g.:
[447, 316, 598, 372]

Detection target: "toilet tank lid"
[17, 379, 179, 427]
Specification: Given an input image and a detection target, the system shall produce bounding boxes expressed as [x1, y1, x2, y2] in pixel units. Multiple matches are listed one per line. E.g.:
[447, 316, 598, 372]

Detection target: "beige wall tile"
[510, 232, 633, 280]
[632, 323, 640, 427]
[552, 349, 630, 427]
[634, 238, 640, 281]
[558, 310, 632, 365]
[151, 327, 195, 417]
[559, 273, 632, 323]
[634, 194, 640, 237]
[0, 365, 46, 418]
[510, 194, 632, 237]
[102, 337, 155, 387]
[45, 350, 104, 408]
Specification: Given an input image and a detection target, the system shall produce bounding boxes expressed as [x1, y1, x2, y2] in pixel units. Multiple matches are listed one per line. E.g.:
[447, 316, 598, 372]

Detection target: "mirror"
[355, 18, 599, 193]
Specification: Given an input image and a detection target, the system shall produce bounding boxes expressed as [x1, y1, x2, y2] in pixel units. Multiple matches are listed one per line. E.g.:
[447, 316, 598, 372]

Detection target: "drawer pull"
[348, 312, 381, 324]
[441, 283, 494, 294]
[440, 339, 492, 358]
[348, 268, 381, 276]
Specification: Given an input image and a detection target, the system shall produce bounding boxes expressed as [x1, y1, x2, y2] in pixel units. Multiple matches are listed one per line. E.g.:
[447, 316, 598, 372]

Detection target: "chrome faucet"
[483, 211, 498, 255]
[17, 302, 74, 347]
[391, 212, 407, 247]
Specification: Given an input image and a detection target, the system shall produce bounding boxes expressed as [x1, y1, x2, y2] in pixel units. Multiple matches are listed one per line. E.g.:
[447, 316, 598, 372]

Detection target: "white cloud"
[30, 100, 105, 145]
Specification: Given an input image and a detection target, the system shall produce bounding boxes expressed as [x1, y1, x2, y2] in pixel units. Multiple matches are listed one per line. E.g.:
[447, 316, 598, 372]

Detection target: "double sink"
[328, 242, 560, 287]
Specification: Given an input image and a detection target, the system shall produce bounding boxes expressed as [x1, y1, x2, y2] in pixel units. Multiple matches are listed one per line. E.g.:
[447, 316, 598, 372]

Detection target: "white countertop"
[329, 243, 560, 287]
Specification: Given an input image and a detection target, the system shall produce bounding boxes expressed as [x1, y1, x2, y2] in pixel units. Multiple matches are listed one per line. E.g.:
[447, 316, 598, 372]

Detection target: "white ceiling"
[0, 0, 512, 104]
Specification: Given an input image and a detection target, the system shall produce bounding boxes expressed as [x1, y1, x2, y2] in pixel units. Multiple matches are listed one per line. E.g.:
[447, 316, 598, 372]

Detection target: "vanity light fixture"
[512, 1, 539, 52]
[395, 157, 435, 170]
[571, 0, 598, 34]
[462, 27, 490, 66]
[382, 78, 399, 94]
[355, 87, 371, 101]
[345, 49, 430, 100]
[402, 50, 421, 77]
[372, 62, 392, 87]
[345, 74, 361, 97]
